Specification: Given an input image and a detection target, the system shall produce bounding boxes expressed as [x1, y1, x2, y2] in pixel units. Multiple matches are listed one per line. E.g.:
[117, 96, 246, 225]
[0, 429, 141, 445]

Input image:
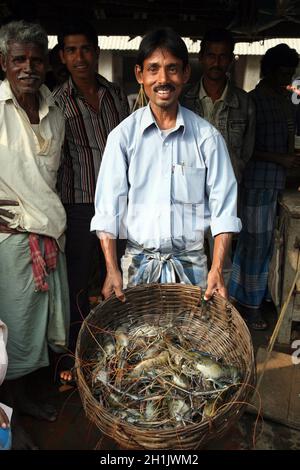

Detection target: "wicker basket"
[76, 283, 256, 450]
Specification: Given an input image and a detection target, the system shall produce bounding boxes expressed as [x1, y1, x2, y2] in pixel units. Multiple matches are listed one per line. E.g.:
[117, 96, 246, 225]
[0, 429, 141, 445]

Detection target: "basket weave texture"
[76, 283, 256, 450]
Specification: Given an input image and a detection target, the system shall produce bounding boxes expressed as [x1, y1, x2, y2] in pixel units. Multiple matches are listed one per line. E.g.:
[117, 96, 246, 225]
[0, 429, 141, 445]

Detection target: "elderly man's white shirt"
[0, 80, 66, 247]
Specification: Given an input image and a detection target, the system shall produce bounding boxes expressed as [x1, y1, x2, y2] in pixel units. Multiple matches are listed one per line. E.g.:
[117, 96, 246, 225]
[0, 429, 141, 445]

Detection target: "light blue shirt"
[91, 104, 241, 252]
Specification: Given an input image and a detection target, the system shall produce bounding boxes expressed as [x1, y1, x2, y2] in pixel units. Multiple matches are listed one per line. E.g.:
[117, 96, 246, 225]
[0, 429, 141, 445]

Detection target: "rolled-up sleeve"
[203, 132, 242, 237]
[90, 128, 128, 238]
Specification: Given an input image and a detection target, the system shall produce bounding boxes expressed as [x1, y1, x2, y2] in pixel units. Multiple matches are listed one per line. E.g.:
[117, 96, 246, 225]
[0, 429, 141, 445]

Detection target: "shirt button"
[164, 142, 168, 146]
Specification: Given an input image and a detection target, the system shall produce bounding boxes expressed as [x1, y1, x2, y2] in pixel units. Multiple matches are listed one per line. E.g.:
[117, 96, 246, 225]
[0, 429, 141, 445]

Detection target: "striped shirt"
[53, 75, 129, 203]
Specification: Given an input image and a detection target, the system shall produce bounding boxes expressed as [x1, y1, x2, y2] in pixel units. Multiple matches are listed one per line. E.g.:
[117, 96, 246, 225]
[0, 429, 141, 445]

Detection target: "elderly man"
[91, 28, 241, 301]
[0, 20, 69, 448]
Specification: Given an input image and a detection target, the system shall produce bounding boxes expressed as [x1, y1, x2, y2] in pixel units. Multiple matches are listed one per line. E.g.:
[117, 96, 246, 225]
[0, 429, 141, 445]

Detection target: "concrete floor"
[16, 301, 300, 451]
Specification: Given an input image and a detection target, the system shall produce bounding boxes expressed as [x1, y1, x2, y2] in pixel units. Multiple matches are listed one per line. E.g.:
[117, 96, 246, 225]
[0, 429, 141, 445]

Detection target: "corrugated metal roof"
[48, 36, 300, 56]
[234, 38, 300, 55]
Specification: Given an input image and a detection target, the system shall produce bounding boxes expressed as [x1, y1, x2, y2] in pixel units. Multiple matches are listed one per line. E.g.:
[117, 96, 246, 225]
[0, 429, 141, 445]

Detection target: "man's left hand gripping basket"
[76, 283, 256, 450]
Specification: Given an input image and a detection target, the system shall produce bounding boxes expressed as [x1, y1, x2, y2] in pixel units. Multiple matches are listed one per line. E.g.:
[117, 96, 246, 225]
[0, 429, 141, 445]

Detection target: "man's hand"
[99, 234, 126, 302]
[204, 266, 228, 300]
[205, 232, 231, 300]
[102, 268, 125, 302]
[0, 199, 19, 225]
[0, 406, 9, 429]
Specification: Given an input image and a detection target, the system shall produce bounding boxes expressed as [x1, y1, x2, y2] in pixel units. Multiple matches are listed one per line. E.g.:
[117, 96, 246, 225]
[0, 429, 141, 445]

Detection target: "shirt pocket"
[229, 119, 246, 148]
[172, 164, 205, 204]
[36, 138, 62, 190]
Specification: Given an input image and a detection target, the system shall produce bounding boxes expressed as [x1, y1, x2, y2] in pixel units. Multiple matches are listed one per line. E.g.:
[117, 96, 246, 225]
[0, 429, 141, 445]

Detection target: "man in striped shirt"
[53, 20, 129, 379]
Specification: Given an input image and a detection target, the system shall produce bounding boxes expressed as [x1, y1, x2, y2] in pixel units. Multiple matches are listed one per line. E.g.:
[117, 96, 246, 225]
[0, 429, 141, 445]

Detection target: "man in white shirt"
[0, 20, 69, 446]
[91, 28, 241, 302]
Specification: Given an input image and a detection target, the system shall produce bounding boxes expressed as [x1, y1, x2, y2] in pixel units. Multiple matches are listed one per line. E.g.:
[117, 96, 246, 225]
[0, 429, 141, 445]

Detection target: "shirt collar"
[66, 73, 109, 98]
[199, 78, 207, 100]
[66, 76, 82, 97]
[199, 77, 228, 102]
[0, 79, 56, 111]
[140, 103, 185, 135]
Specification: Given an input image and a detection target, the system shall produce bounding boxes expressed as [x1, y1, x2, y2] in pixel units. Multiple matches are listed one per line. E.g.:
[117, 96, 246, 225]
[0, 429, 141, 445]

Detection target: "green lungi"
[0, 234, 70, 380]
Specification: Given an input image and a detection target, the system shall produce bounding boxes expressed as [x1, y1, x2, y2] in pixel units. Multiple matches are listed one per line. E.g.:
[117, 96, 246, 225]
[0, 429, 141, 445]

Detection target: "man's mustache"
[153, 84, 175, 92]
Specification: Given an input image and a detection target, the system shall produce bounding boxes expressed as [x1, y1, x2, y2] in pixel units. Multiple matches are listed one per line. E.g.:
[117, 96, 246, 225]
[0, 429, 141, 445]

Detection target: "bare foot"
[60, 369, 73, 382]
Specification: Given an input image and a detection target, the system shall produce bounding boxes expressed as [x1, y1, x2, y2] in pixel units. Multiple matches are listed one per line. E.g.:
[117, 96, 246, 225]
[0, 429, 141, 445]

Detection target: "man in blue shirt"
[91, 28, 241, 301]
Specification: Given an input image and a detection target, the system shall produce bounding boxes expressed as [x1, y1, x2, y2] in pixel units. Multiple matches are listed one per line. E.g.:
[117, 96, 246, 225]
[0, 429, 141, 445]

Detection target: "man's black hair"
[199, 28, 235, 56]
[136, 27, 189, 70]
[260, 43, 299, 77]
[57, 19, 98, 50]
